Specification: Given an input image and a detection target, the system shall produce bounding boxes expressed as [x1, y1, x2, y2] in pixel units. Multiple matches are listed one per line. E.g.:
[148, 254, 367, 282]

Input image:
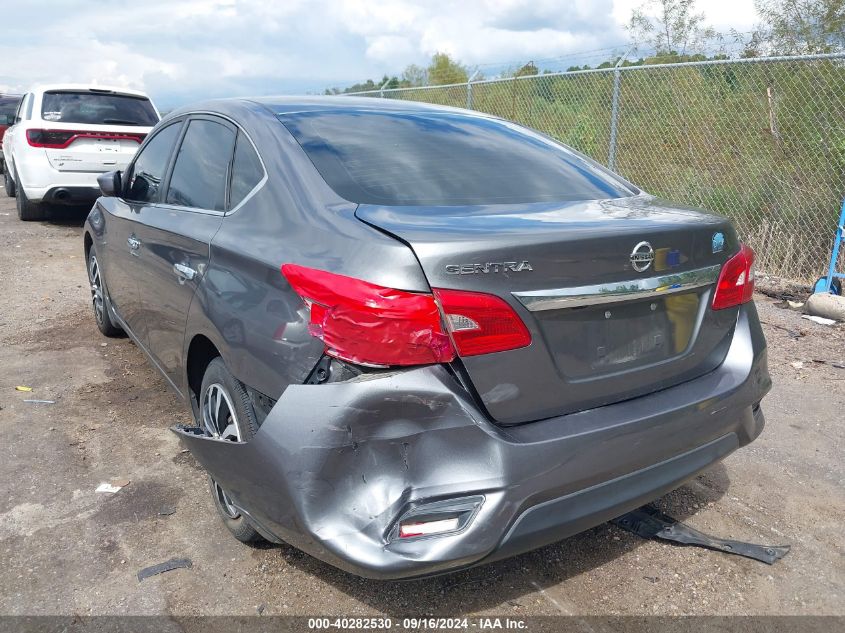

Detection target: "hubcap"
[213, 480, 240, 519]
[201, 383, 242, 442]
[88, 255, 105, 325]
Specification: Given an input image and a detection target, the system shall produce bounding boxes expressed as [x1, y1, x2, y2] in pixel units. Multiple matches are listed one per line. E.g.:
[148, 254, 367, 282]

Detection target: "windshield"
[41, 91, 159, 126]
[278, 109, 635, 206]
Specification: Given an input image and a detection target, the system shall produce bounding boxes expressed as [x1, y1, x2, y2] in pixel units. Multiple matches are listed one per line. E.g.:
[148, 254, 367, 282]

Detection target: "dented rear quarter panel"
[174, 304, 770, 579]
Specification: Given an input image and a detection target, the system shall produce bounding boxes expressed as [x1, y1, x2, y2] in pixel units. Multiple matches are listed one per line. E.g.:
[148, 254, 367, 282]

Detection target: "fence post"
[608, 67, 622, 170]
[608, 49, 633, 170]
[466, 70, 480, 110]
[379, 79, 390, 98]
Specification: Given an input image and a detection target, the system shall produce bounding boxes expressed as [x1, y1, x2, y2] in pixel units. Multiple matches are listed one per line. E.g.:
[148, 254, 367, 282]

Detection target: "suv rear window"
[41, 91, 159, 126]
[278, 110, 635, 206]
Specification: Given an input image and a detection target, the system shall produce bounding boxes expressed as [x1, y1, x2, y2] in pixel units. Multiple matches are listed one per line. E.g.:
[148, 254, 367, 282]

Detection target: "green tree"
[401, 64, 428, 87]
[514, 61, 539, 77]
[753, 0, 845, 53]
[628, 0, 717, 56]
[427, 52, 468, 85]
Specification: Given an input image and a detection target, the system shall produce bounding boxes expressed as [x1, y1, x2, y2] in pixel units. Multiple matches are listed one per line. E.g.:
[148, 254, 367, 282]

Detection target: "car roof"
[250, 95, 464, 115]
[165, 95, 490, 124]
[26, 84, 153, 98]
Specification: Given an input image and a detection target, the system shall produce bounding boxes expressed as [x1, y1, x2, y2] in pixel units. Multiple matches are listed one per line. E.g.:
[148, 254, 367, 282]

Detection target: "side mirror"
[97, 170, 122, 197]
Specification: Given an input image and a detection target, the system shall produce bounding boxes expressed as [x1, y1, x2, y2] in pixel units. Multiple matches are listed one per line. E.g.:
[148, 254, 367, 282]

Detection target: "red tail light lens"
[712, 244, 756, 310]
[433, 288, 531, 356]
[281, 264, 455, 367]
[26, 129, 146, 149]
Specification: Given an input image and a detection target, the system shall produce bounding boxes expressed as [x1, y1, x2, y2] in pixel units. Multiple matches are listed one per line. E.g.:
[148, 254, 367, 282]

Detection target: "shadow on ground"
[42, 203, 91, 226]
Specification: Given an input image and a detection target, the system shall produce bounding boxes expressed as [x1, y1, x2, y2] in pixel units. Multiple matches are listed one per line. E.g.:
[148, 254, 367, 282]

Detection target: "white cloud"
[0, 0, 759, 107]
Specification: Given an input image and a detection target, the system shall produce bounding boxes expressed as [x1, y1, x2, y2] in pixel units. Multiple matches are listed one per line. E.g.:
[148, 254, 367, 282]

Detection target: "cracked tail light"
[282, 264, 532, 367]
[281, 264, 455, 367]
[712, 244, 756, 310]
[433, 288, 531, 356]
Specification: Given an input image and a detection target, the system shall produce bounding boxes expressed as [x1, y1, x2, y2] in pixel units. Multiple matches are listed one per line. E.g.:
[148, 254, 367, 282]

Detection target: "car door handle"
[173, 263, 197, 282]
[127, 236, 141, 251]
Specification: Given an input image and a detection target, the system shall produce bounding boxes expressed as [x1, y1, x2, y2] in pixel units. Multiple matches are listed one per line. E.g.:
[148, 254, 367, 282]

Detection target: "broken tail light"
[281, 264, 532, 367]
[281, 264, 455, 367]
[26, 129, 146, 149]
[712, 244, 756, 310]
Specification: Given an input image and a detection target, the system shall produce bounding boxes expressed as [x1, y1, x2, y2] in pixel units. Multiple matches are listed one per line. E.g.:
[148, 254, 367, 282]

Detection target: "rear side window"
[229, 133, 264, 208]
[279, 110, 635, 206]
[0, 96, 19, 122]
[125, 122, 182, 203]
[166, 119, 235, 211]
[40, 91, 159, 126]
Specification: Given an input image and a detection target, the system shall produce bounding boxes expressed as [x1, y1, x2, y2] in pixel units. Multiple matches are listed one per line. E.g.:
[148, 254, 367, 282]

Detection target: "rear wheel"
[3, 166, 15, 198]
[87, 249, 124, 337]
[15, 171, 47, 221]
[198, 357, 264, 544]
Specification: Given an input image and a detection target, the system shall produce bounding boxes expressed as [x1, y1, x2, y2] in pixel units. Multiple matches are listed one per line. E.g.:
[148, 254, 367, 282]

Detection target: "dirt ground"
[1, 196, 843, 618]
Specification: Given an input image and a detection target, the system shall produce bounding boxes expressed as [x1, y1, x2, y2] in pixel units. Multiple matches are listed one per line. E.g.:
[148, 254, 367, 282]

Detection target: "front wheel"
[198, 357, 264, 544]
[87, 249, 124, 337]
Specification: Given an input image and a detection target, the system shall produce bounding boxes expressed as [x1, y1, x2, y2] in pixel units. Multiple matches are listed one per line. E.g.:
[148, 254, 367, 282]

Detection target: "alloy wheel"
[201, 383, 242, 442]
[213, 479, 241, 519]
[88, 255, 105, 326]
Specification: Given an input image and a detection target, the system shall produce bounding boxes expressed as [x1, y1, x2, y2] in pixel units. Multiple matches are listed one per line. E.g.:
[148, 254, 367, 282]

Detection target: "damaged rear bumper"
[173, 305, 770, 580]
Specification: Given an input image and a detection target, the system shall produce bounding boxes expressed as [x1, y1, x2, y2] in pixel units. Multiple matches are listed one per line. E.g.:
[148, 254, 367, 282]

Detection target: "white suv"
[3, 84, 159, 220]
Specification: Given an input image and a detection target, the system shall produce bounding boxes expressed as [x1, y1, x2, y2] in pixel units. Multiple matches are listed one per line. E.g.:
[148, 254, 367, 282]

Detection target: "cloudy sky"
[0, 0, 759, 109]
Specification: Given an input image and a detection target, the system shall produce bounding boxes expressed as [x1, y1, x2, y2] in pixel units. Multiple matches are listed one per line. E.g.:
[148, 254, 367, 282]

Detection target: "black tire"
[198, 357, 264, 544]
[15, 171, 48, 221]
[87, 248, 124, 337]
[3, 165, 15, 198]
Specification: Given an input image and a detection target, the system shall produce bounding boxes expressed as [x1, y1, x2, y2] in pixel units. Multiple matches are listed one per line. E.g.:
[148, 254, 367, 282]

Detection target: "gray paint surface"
[175, 304, 768, 579]
[83, 96, 770, 578]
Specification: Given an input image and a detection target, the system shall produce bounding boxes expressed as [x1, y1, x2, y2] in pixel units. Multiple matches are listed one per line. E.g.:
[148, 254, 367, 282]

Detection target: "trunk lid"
[357, 195, 740, 424]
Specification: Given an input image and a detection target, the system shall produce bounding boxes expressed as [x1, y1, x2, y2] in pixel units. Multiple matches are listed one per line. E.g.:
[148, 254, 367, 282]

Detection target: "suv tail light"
[281, 264, 531, 367]
[712, 244, 755, 310]
[26, 129, 146, 149]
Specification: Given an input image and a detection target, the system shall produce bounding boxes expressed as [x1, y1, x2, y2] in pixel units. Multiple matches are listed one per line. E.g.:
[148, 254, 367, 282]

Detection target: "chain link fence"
[349, 54, 845, 283]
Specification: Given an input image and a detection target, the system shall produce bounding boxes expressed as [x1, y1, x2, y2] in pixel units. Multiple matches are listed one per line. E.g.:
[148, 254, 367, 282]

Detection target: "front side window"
[41, 91, 159, 126]
[165, 119, 235, 211]
[228, 132, 264, 209]
[125, 122, 183, 203]
[279, 110, 635, 206]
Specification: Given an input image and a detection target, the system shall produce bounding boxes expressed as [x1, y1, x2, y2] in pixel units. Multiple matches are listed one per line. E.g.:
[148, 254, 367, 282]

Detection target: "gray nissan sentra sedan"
[83, 96, 770, 579]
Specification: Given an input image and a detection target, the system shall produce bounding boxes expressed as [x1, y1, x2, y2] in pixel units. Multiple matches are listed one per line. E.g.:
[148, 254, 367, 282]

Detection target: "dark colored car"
[83, 97, 770, 579]
[0, 94, 22, 174]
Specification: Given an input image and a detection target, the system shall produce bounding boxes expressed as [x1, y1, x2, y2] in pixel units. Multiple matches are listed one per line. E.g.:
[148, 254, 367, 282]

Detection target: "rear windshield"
[0, 96, 19, 118]
[278, 109, 635, 206]
[41, 91, 159, 126]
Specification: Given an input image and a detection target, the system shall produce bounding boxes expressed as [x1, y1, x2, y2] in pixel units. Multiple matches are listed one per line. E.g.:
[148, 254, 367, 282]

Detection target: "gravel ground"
[0, 197, 843, 618]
